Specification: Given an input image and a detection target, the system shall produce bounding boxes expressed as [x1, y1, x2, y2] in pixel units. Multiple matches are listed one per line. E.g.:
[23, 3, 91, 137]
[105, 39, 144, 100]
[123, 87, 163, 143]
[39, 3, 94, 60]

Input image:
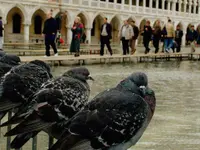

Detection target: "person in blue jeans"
[164, 19, 175, 53]
[42, 11, 58, 57]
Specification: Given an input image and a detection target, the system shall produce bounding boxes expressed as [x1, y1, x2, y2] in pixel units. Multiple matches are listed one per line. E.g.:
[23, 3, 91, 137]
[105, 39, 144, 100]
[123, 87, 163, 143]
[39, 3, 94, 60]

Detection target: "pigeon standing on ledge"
[0, 60, 52, 121]
[48, 72, 156, 150]
[4, 67, 94, 149]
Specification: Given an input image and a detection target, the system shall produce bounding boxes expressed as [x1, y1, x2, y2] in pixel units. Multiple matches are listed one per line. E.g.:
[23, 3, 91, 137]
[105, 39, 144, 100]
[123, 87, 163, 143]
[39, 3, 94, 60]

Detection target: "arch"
[30, 7, 48, 20]
[92, 12, 105, 21]
[176, 22, 184, 30]
[138, 19, 148, 45]
[110, 15, 121, 44]
[13, 14, 21, 33]
[127, 16, 137, 26]
[153, 19, 162, 28]
[29, 9, 46, 43]
[91, 14, 104, 44]
[5, 4, 26, 24]
[74, 11, 89, 28]
[4, 7, 25, 43]
[55, 11, 68, 43]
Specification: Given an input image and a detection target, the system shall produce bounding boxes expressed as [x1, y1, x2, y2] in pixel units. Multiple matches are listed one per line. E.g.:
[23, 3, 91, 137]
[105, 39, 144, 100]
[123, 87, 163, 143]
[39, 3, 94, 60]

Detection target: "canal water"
[1, 61, 200, 150]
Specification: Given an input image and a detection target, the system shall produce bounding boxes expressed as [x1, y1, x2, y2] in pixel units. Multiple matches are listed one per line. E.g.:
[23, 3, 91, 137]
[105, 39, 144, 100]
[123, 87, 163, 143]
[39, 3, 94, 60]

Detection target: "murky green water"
[1, 61, 200, 150]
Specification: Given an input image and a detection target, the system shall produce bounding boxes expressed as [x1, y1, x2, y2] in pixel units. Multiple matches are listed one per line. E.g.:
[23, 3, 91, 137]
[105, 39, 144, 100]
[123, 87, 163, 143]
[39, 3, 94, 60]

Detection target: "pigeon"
[0, 54, 21, 66]
[48, 72, 156, 150]
[0, 60, 52, 120]
[0, 53, 21, 78]
[4, 67, 94, 149]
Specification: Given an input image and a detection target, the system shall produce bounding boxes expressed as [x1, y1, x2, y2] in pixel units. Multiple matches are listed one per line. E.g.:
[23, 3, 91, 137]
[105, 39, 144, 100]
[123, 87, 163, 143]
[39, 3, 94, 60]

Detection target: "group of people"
[1, 12, 200, 56]
[141, 19, 199, 54]
[43, 11, 84, 57]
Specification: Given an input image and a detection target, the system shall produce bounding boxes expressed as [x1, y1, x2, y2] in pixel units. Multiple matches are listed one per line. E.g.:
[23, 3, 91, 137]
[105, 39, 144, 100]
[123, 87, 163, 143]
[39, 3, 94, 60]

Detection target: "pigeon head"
[63, 67, 94, 82]
[29, 60, 53, 78]
[143, 87, 156, 115]
[117, 72, 148, 96]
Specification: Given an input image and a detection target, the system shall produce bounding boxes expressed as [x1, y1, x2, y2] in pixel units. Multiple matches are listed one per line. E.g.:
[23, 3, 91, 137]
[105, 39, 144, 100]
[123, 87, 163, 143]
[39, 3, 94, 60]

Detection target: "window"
[13, 14, 21, 33]
[34, 15, 42, 34]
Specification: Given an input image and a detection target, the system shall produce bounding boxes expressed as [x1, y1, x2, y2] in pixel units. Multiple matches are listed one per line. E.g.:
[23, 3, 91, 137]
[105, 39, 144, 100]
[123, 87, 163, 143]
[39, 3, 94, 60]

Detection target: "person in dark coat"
[70, 17, 84, 57]
[188, 25, 198, 52]
[0, 17, 3, 51]
[142, 20, 152, 54]
[42, 11, 58, 57]
[100, 17, 113, 56]
[129, 20, 139, 55]
[174, 25, 183, 53]
[152, 20, 161, 53]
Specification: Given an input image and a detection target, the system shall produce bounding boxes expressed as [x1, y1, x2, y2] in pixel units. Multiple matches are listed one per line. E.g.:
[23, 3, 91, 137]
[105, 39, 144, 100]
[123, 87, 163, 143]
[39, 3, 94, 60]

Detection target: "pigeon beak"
[139, 85, 146, 95]
[87, 76, 94, 81]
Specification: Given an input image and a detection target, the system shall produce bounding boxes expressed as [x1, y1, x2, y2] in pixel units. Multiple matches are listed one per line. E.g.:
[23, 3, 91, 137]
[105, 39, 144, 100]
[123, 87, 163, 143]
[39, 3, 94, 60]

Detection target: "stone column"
[114, 0, 117, 9]
[198, 0, 200, 15]
[167, 0, 171, 11]
[172, 0, 176, 14]
[184, 0, 187, 13]
[150, 0, 153, 7]
[121, 0, 125, 10]
[129, 0, 132, 11]
[86, 28, 92, 44]
[188, 0, 192, 13]
[67, 27, 72, 45]
[136, 0, 139, 12]
[24, 24, 30, 43]
[182, 27, 186, 46]
[179, 0, 182, 12]
[156, 0, 159, 9]
[194, 4, 197, 14]
[143, 0, 146, 13]
[162, 0, 165, 10]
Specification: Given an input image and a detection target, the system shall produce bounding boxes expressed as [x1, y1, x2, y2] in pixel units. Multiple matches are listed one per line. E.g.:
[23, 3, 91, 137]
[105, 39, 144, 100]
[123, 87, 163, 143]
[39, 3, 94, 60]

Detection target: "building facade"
[0, 0, 200, 46]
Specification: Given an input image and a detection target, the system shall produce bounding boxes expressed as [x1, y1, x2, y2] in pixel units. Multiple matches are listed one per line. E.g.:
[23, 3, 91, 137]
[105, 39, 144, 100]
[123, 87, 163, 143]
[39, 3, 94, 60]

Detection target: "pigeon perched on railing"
[0, 53, 21, 78]
[48, 72, 156, 150]
[0, 53, 21, 66]
[4, 67, 94, 149]
[0, 60, 52, 121]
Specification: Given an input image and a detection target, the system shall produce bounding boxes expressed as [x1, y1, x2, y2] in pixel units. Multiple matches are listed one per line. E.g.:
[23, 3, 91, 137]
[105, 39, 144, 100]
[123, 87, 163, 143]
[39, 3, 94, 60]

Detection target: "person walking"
[174, 25, 183, 53]
[42, 11, 58, 57]
[119, 20, 134, 55]
[152, 20, 162, 53]
[129, 20, 139, 55]
[0, 17, 3, 51]
[70, 17, 84, 57]
[188, 25, 198, 53]
[100, 17, 112, 56]
[142, 20, 152, 54]
[164, 19, 175, 53]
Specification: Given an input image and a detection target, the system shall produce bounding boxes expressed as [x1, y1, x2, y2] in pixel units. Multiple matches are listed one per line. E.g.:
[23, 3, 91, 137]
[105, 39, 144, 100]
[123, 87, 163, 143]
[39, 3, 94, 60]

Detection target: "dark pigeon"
[0, 60, 52, 120]
[4, 67, 93, 149]
[0, 53, 20, 78]
[0, 54, 21, 66]
[48, 72, 156, 150]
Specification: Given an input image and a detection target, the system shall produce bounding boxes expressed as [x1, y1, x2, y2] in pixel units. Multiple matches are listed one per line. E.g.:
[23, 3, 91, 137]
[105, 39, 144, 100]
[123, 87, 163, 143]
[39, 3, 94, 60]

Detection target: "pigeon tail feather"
[49, 132, 82, 150]
[10, 131, 39, 149]
[4, 111, 54, 136]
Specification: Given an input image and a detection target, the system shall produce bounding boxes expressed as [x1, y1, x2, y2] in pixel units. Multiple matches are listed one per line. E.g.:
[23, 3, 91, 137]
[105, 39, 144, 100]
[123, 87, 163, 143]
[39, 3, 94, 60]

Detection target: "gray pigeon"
[48, 72, 156, 150]
[0, 60, 52, 120]
[4, 67, 94, 149]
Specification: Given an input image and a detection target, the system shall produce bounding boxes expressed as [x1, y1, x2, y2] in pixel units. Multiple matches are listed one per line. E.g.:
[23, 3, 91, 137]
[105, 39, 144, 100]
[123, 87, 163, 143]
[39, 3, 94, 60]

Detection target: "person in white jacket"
[119, 20, 134, 55]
